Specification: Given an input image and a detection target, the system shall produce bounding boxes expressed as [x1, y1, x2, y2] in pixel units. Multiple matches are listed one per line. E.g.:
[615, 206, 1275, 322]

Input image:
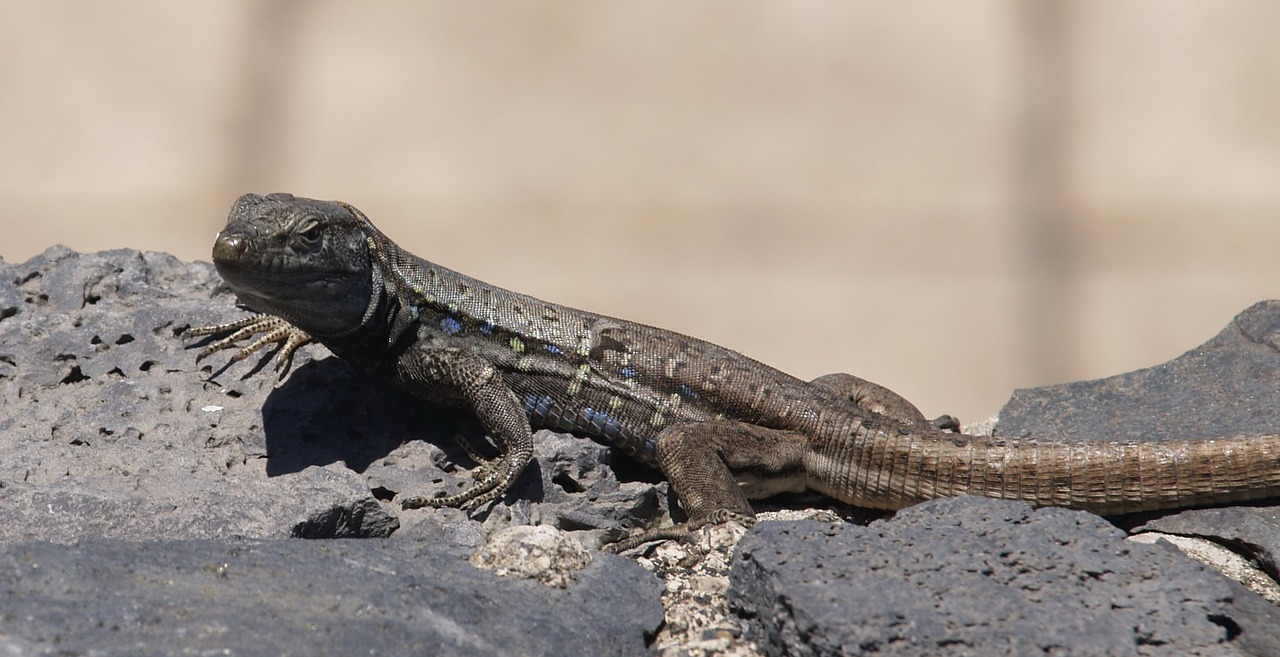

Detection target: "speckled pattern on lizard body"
[189, 193, 1280, 550]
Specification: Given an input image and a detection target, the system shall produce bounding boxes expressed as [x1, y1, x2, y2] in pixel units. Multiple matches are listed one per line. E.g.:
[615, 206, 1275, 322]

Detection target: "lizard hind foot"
[605, 510, 756, 554]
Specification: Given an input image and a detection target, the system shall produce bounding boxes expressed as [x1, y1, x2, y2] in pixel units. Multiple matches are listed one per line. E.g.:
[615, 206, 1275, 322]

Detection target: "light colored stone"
[469, 524, 593, 589]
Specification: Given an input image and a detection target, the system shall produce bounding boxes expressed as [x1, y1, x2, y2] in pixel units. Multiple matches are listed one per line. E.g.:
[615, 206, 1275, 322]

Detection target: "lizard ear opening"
[587, 322, 632, 361]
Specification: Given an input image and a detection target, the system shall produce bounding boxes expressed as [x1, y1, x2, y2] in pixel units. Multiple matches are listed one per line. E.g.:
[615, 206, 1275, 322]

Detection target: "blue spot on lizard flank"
[679, 384, 701, 400]
[544, 344, 563, 355]
[620, 367, 638, 379]
[480, 321, 495, 334]
[523, 394, 553, 418]
[440, 316, 463, 335]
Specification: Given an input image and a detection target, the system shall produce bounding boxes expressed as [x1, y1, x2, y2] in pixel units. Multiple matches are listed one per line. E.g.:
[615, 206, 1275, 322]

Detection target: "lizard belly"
[737, 471, 809, 499]
[509, 379, 663, 467]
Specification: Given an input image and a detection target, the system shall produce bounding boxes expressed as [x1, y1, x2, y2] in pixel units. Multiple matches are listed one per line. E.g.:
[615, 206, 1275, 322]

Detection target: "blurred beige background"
[3, 1, 1280, 422]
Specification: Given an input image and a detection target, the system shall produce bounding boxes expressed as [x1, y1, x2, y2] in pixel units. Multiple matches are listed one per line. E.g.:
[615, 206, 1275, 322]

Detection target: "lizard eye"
[297, 218, 322, 246]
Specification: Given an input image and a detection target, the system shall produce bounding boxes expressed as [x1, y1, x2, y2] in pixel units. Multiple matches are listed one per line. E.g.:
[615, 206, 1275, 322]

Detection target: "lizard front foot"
[400, 452, 524, 512]
[187, 314, 313, 375]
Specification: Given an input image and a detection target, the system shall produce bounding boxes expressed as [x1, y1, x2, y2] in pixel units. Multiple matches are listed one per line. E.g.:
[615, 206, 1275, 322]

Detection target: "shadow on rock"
[259, 357, 481, 477]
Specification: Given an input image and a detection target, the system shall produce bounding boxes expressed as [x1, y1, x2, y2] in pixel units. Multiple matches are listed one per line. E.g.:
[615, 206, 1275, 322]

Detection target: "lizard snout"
[211, 231, 249, 264]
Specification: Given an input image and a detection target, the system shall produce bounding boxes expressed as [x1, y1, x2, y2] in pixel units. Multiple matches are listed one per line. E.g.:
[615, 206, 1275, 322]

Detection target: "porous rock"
[728, 496, 1280, 657]
[0, 247, 665, 655]
[0, 246, 397, 540]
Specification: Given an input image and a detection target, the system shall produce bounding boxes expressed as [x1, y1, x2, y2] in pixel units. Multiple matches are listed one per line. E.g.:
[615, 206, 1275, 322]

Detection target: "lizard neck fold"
[312, 248, 419, 373]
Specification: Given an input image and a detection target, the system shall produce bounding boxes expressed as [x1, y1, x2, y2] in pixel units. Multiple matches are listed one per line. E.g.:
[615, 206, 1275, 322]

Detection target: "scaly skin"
[190, 193, 1280, 548]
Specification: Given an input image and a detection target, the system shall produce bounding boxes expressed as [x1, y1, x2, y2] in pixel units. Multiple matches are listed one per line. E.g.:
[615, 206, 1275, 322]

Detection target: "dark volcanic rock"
[0, 246, 666, 654]
[0, 538, 663, 657]
[0, 246, 397, 541]
[0, 246, 661, 545]
[729, 497, 1280, 657]
[997, 300, 1280, 443]
[1134, 506, 1280, 582]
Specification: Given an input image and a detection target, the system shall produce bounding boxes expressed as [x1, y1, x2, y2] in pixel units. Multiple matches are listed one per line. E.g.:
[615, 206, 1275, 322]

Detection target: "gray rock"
[728, 496, 1280, 657]
[0, 247, 398, 541]
[0, 537, 663, 657]
[1134, 507, 1280, 583]
[997, 300, 1280, 443]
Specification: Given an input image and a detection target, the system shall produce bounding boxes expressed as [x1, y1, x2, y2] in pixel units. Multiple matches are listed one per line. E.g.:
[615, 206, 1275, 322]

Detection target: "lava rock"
[1134, 507, 1280, 585]
[997, 300, 1280, 443]
[728, 496, 1280, 657]
[0, 537, 663, 657]
[0, 247, 398, 541]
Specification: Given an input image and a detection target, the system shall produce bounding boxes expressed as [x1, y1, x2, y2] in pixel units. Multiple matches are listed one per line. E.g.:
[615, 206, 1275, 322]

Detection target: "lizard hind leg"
[810, 372, 960, 432]
[608, 420, 809, 552]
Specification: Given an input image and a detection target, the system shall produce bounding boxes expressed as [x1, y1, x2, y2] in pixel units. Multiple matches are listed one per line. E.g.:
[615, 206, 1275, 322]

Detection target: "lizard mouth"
[211, 232, 358, 305]
[212, 232, 343, 283]
[209, 227, 373, 336]
[213, 257, 354, 305]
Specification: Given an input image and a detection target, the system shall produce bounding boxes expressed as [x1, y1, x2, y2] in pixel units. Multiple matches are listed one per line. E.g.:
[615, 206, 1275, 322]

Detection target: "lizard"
[188, 193, 1280, 550]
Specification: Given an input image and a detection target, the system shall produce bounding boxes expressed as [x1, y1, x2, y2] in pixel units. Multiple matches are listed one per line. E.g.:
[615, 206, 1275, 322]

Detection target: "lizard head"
[212, 193, 374, 337]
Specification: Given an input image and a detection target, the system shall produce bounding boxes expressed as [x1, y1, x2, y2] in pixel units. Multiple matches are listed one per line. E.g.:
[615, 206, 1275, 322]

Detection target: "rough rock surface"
[0, 537, 662, 657]
[997, 300, 1280, 445]
[728, 497, 1280, 657]
[2, 246, 1279, 656]
[0, 246, 398, 541]
[0, 247, 664, 656]
[1133, 507, 1280, 586]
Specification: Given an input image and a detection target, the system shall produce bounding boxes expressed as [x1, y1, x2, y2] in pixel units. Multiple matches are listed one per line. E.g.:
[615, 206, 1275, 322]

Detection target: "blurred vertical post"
[1014, 0, 1076, 386]
[225, 0, 305, 193]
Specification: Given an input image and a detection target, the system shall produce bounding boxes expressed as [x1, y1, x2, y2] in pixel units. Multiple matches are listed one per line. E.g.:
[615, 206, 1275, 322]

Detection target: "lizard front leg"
[609, 421, 810, 552]
[396, 348, 535, 511]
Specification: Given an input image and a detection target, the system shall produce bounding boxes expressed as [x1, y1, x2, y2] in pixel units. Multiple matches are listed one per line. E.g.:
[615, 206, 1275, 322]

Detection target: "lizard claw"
[449, 433, 498, 472]
[187, 314, 313, 376]
[605, 510, 756, 554]
[401, 452, 525, 512]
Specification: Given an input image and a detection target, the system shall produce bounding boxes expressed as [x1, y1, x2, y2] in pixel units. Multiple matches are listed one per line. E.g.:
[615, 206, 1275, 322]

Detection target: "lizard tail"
[811, 424, 1280, 514]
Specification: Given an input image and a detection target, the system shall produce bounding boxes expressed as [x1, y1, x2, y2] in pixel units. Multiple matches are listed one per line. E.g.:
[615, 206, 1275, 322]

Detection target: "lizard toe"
[605, 510, 756, 554]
